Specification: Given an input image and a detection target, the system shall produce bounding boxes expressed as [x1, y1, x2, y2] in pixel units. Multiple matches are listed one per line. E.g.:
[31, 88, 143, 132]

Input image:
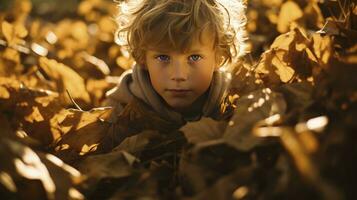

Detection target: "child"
[103, 0, 247, 148]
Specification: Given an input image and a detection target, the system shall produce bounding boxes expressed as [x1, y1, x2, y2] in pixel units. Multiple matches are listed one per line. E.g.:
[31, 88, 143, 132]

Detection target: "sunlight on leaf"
[31, 43, 48, 56]
[181, 117, 226, 144]
[38, 57, 91, 105]
[0, 171, 16, 192]
[45, 154, 81, 178]
[0, 86, 10, 99]
[1, 21, 14, 44]
[24, 106, 45, 123]
[277, 1, 303, 33]
[295, 116, 328, 133]
[69, 187, 84, 200]
[13, 145, 56, 199]
[80, 143, 99, 155]
[232, 186, 249, 200]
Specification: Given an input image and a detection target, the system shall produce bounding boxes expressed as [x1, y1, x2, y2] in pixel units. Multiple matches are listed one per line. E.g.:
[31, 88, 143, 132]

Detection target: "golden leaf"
[1, 21, 28, 46]
[78, 0, 94, 15]
[312, 34, 332, 65]
[271, 50, 295, 82]
[98, 16, 116, 33]
[14, 23, 28, 38]
[53, 107, 113, 161]
[1, 21, 14, 44]
[71, 21, 89, 45]
[256, 49, 295, 84]
[262, 0, 283, 7]
[277, 1, 303, 33]
[0, 86, 10, 99]
[38, 57, 91, 105]
[116, 56, 134, 70]
[24, 107, 45, 123]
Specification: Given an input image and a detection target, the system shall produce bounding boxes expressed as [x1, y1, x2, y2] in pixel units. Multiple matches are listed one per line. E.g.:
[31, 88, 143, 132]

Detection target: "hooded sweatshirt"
[105, 64, 232, 126]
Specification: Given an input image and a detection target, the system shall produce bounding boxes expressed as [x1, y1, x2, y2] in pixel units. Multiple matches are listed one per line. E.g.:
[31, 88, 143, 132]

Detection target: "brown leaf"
[223, 88, 286, 151]
[86, 79, 114, 107]
[256, 49, 295, 84]
[256, 28, 319, 84]
[74, 150, 137, 190]
[304, 1, 325, 30]
[38, 57, 91, 106]
[0, 77, 64, 145]
[0, 136, 83, 200]
[53, 107, 113, 163]
[180, 117, 227, 144]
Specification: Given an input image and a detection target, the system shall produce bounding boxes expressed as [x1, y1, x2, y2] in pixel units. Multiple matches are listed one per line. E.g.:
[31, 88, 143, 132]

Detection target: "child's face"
[145, 31, 220, 111]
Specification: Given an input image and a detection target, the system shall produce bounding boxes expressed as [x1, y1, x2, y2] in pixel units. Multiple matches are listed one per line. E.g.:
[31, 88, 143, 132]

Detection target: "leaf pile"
[0, 0, 356, 200]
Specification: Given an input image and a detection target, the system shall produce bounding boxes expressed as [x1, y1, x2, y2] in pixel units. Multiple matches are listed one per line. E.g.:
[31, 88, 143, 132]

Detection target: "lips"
[166, 89, 191, 97]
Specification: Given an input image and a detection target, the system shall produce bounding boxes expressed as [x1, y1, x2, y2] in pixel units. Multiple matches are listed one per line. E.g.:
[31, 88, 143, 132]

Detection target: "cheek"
[147, 67, 165, 91]
[192, 66, 215, 92]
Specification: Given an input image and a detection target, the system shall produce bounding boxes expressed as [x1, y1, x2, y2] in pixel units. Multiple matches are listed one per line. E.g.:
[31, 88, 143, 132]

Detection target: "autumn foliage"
[0, 0, 356, 199]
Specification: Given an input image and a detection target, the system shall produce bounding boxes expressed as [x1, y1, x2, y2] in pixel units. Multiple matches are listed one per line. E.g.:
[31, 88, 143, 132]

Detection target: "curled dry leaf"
[256, 28, 319, 85]
[223, 88, 286, 151]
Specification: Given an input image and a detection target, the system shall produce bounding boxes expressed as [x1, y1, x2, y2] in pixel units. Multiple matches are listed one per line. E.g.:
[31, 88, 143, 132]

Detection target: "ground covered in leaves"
[0, 0, 356, 199]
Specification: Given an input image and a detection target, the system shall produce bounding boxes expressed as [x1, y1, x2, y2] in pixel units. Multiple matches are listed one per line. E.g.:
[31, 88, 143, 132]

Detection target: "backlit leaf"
[38, 57, 91, 106]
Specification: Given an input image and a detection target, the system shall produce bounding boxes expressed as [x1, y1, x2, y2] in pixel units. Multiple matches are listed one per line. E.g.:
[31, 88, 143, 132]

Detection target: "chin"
[166, 101, 192, 110]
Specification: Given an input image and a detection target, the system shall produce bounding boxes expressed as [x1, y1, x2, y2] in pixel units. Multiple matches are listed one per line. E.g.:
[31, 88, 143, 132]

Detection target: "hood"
[105, 64, 231, 124]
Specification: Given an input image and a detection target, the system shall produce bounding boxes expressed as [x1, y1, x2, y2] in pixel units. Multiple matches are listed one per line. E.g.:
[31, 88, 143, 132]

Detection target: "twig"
[337, 0, 347, 19]
[66, 89, 83, 111]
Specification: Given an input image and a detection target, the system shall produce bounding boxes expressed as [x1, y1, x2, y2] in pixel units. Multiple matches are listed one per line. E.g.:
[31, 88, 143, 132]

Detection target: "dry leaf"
[53, 107, 113, 163]
[223, 88, 286, 151]
[180, 117, 227, 144]
[0, 136, 83, 200]
[0, 77, 64, 145]
[304, 1, 325, 30]
[277, 1, 303, 33]
[38, 57, 91, 106]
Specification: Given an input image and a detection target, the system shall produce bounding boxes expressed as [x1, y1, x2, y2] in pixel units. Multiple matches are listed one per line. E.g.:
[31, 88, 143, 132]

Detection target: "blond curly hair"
[115, 0, 247, 67]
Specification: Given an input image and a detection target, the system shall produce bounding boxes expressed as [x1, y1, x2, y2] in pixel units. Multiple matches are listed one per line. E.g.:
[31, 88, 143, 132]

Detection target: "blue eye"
[156, 55, 170, 62]
[189, 55, 202, 62]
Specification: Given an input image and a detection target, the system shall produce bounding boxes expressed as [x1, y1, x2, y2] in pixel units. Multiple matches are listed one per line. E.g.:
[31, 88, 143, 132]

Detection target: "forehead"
[146, 28, 216, 53]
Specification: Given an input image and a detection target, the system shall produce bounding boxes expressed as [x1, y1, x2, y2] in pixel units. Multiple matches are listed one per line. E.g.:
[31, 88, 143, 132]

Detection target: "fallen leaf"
[277, 1, 303, 33]
[53, 107, 113, 163]
[223, 88, 286, 151]
[38, 57, 91, 106]
[180, 117, 227, 144]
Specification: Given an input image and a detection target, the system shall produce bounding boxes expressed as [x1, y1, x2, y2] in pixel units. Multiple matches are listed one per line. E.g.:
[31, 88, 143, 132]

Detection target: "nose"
[170, 60, 188, 82]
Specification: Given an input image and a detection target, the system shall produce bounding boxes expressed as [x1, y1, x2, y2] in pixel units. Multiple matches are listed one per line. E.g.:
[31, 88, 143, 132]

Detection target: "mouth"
[166, 89, 191, 92]
[166, 89, 192, 96]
